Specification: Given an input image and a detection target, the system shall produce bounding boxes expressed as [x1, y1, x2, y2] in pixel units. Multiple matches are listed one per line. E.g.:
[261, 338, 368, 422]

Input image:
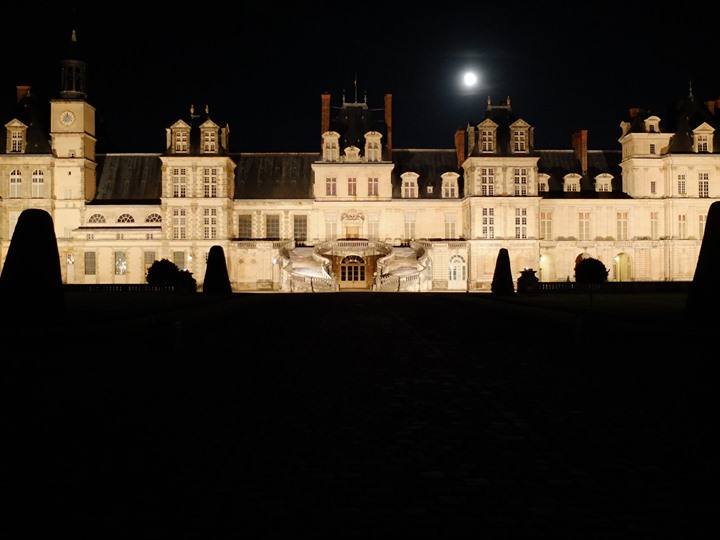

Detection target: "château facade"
[1, 32, 719, 292]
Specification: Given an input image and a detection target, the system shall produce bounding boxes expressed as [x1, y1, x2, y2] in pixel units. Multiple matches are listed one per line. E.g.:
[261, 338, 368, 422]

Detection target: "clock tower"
[50, 29, 97, 239]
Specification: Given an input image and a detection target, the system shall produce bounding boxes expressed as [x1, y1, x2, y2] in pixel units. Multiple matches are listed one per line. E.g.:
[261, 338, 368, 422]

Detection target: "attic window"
[563, 174, 581, 193]
[426, 185, 433, 194]
[173, 129, 189, 153]
[202, 129, 217, 153]
[146, 213, 162, 223]
[117, 213, 135, 223]
[88, 213, 106, 224]
[441, 172, 460, 198]
[8, 128, 25, 153]
[401, 173, 418, 198]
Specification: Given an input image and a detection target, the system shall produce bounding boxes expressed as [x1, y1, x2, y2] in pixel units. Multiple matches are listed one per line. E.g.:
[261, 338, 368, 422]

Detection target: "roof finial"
[205, 104, 209, 114]
[689, 80, 693, 98]
[487, 96, 491, 107]
[190, 104, 194, 115]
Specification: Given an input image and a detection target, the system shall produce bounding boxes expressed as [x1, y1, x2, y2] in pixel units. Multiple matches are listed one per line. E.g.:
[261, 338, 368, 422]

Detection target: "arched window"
[146, 213, 162, 223]
[117, 214, 135, 223]
[448, 255, 466, 282]
[88, 213, 106, 224]
[9, 169, 22, 198]
[32, 170, 45, 198]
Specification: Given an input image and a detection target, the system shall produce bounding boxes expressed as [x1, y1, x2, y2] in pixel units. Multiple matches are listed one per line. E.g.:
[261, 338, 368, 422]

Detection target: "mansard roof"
[391, 149, 462, 198]
[231, 152, 316, 199]
[537, 149, 627, 197]
[162, 105, 230, 156]
[665, 93, 720, 153]
[93, 154, 162, 202]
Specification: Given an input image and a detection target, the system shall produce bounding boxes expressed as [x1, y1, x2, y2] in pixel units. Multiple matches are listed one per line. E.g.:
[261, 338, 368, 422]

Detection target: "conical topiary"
[0, 208, 65, 317]
[203, 245, 232, 295]
[491, 248, 514, 295]
[685, 200, 720, 322]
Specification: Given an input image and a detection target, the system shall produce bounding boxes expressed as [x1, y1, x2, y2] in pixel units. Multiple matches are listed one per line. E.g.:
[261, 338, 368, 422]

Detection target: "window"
[678, 174, 686, 195]
[617, 211, 628, 241]
[515, 208, 527, 239]
[650, 181, 656, 194]
[9, 170, 21, 198]
[31, 170, 44, 198]
[89, 213, 106, 224]
[202, 130, 217, 153]
[325, 213, 337, 239]
[265, 214, 280, 238]
[697, 134, 709, 152]
[579, 212, 590, 241]
[238, 214, 252, 238]
[203, 168, 218, 197]
[649, 143, 656, 154]
[348, 177, 357, 196]
[449, 255, 466, 281]
[172, 168, 187, 197]
[173, 130, 189, 153]
[402, 178, 417, 198]
[114, 251, 127, 275]
[442, 180, 456, 198]
[540, 211, 552, 240]
[368, 177, 378, 196]
[10, 130, 23, 152]
[325, 177, 336, 196]
[699, 214, 707, 238]
[173, 251, 185, 269]
[481, 168, 494, 196]
[404, 213, 416, 241]
[172, 208, 186, 239]
[512, 130, 527, 152]
[144, 251, 155, 271]
[367, 214, 379, 240]
[293, 215, 307, 241]
[481, 129, 494, 152]
[699, 173, 709, 198]
[117, 213, 135, 223]
[482, 208, 494, 239]
[203, 208, 218, 240]
[678, 214, 687, 239]
[514, 168, 528, 196]
[651, 212, 659, 240]
[84, 252, 96, 275]
[146, 213, 162, 223]
[444, 214, 456, 239]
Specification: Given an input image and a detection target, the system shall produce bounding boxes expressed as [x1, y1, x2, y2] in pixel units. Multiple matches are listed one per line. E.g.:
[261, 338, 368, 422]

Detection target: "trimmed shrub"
[574, 257, 609, 284]
[491, 248, 515, 295]
[203, 245, 232, 295]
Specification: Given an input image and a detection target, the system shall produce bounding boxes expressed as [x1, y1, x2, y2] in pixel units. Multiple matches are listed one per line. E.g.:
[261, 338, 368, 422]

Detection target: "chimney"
[454, 129, 466, 168]
[384, 93, 393, 158]
[16, 85, 31, 102]
[571, 129, 588, 175]
[706, 100, 716, 115]
[629, 107, 640, 118]
[321, 92, 331, 148]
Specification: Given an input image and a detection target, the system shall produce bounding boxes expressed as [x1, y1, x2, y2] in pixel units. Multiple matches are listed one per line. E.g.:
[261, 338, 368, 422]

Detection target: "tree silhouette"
[203, 245, 232, 295]
[146, 259, 180, 286]
[491, 248, 514, 295]
[0, 208, 65, 317]
[574, 257, 609, 284]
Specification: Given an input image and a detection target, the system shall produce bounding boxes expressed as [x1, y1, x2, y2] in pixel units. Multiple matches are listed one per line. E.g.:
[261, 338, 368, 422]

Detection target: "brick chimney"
[454, 129, 466, 168]
[629, 107, 640, 118]
[571, 129, 588, 175]
[706, 99, 717, 115]
[321, 92, 331, 148]
[17, 85, 31, 102]
[384, 93, 393, 159]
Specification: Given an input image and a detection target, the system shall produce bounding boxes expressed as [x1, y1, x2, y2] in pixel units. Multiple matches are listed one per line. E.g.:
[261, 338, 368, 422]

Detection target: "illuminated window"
[84, 252, 96, 275]
[114, 251, 127, 275]
[203, 208, 218, 239]
[172, 168, 187, 197]
[172, 208, 186, 239]
[203, 168, 218, 197]
[515, 208, 527, 239]
[449, 255, 466, 281]
[265, 214, 280, 238]
[31, 170, 45, 198]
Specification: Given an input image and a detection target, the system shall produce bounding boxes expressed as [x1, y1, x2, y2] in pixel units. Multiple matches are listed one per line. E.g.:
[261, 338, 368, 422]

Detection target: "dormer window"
[644, 115, 660, 134]
[537, 173, 550, 193]
[563, 173, 581, 192]
[202, 129, 217, 153]
[441, 172, 460, 198]
[365, 131, 383, 162]
[401, 173, 418, 198]
[595, 173, 613, 193]
[173, 129, 189, 153]
[480, 128, 495, 152]
[6, 121, 27, 153]
[322, 131, 340, 162]
[510, 119, 531, 153]
[693, 122, 714, 153]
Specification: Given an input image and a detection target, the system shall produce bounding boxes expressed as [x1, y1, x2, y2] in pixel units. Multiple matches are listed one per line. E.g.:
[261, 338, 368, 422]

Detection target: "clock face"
[60, 110, 75, 126]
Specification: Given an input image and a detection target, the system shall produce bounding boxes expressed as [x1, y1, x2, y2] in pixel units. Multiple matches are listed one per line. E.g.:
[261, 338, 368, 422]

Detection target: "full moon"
[463, 71, 478, 87]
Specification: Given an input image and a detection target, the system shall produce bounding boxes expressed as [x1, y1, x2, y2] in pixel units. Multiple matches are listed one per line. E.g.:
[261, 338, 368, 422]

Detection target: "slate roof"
[231, 152, 317, 199]
[92, 154, 163, 203]
[391, 149, 462, 198]
[0, 89, 52, 155]
[537, 149, 626, 196]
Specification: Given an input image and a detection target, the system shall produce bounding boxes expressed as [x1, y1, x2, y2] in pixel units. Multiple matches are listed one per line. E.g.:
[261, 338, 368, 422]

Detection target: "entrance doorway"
[339, 255, 367, 289]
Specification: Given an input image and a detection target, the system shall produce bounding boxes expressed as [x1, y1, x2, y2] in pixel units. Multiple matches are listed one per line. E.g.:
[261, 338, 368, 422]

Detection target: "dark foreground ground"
[3, 292, 718, 538]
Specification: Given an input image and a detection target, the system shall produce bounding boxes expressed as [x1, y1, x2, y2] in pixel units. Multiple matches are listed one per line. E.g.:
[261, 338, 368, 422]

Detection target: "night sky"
[6, 2, 718, 154]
